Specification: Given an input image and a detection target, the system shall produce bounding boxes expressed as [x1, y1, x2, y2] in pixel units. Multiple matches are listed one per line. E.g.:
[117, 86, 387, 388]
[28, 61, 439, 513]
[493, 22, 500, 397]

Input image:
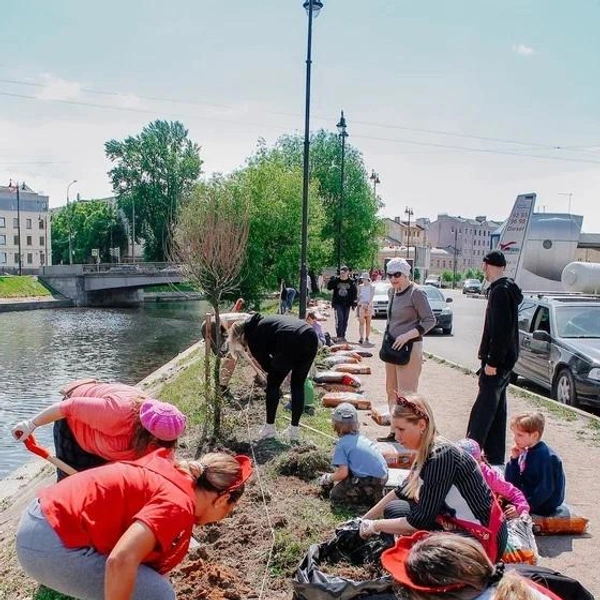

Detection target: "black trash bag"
[293, 519, 397, 600]
[512, 564, 595, 600]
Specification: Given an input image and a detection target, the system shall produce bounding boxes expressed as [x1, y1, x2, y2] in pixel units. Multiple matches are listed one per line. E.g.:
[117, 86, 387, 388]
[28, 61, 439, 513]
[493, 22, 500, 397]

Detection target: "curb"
[423, 351, 600, 425]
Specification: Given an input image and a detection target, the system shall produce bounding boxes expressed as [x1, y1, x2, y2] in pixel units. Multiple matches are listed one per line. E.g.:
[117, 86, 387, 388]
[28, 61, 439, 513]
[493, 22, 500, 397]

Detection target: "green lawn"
[0, 276, 51, 298]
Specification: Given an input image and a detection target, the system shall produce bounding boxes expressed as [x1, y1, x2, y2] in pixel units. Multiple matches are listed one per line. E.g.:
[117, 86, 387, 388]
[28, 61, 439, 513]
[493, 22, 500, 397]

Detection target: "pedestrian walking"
[378, 257, 435, 442]
[356, 271, 375, 344]
[327, 265, 357, 341]
[467, 249, 523, 466]
[227, 314, 319, 441]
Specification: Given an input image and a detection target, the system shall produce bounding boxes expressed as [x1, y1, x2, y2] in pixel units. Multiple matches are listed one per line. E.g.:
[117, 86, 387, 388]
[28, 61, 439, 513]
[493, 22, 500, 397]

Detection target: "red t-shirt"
[39, 449, 196, 574]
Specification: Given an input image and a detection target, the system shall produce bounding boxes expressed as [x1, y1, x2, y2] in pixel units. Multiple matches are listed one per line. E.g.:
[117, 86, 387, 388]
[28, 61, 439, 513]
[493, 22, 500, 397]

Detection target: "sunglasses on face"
[395, 394, 429, 422]
[388, 272, 403, 279]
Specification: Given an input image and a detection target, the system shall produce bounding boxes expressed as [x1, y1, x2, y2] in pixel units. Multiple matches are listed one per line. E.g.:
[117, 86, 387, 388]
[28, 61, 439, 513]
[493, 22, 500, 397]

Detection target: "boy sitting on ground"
[505, 411, 566, 516]
[320, 403, 388, 505]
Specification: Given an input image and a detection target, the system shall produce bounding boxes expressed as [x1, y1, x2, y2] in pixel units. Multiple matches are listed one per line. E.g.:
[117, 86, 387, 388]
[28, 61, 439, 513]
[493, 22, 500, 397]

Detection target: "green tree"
[51, 200, 128, 264]
[267, 131, 383, 270]
[105, 120, 202, 262]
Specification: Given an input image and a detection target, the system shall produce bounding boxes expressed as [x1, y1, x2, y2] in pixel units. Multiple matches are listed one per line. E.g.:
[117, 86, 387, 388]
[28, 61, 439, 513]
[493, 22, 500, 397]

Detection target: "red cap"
[381, 531, 466, 592]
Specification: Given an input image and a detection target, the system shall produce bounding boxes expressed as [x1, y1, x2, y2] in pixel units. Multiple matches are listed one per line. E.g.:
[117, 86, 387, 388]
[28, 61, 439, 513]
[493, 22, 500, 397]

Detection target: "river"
[0, 301, 209, 478]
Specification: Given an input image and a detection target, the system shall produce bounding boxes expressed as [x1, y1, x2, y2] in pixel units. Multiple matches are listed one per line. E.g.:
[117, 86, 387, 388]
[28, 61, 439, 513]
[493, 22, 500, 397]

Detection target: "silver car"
[372, 282, 392, 318]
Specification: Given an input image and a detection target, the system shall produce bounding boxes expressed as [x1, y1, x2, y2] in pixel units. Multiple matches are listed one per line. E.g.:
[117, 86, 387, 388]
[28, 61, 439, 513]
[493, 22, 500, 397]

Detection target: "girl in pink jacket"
[457, 438, 529, 519]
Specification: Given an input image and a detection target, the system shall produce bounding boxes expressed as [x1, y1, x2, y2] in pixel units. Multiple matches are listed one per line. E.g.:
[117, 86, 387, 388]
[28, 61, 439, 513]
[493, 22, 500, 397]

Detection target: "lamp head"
[303, 0, 323, 17]
[337, 110, 348, 137]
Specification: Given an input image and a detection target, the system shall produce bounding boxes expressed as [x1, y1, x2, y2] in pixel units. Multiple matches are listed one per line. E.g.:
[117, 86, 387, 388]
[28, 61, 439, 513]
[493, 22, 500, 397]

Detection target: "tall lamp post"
[336, 110, 348, 272]
[451, 227, 459, 289]
[66, 180, 77, 265]
[369, 169, 380, 202]
[299, 0, 323, 319]
[404, 206, 414, 260]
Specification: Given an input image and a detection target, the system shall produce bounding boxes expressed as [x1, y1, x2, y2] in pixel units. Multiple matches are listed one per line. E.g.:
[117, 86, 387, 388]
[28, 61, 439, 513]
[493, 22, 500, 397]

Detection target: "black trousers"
[467, 367, 511, 465]
[265, 328, 319, 427]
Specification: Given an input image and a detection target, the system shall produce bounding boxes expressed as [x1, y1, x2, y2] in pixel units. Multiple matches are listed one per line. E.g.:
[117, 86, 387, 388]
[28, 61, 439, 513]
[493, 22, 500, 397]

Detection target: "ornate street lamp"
[66, 180, 77, 265]
[404, 206, 414, 260]
[369, 169, 380, 200]
[299, 0, 324, 319]
[336, 110, 348, 272]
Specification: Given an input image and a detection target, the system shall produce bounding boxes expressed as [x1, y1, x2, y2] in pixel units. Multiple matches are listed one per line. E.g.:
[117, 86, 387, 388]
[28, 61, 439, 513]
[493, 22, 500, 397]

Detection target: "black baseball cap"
[340, 265, 349, 272]
[483, 250, 506, 267]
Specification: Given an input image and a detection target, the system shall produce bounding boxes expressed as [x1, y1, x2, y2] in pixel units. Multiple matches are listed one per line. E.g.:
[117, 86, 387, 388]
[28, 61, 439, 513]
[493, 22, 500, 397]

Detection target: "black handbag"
[379, 292, 413, 365]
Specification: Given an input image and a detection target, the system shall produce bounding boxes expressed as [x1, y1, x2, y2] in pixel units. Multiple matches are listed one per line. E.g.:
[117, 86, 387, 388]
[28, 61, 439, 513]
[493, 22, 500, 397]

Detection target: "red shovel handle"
[24, 435, 50, 459]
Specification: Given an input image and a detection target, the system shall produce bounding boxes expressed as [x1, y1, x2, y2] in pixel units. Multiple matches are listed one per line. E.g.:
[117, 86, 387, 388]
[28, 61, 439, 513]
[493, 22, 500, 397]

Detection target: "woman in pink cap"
[11, 379, 187, 479]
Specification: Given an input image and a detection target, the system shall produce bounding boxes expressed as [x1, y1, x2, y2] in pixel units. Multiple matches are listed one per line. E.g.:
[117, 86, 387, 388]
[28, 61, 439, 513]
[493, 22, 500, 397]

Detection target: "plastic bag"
[532, 504, 589, 535]
[332, 364, 372, 375]
[313, 371, 362, 388]
[502, 515, 539, 564]
[322, 392, 371, 410]
[293, 519, 396, 600]
[322, 355, 360, 367]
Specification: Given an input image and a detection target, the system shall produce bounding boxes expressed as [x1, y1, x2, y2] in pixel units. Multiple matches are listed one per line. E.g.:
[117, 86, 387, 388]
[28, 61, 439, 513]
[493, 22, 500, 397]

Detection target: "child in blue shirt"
[505, 411, 566, 516]
[320, 403, 388, 505]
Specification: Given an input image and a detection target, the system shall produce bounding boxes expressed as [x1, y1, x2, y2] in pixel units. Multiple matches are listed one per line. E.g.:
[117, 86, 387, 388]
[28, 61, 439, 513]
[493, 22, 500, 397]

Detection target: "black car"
[512, 294, 600, 407]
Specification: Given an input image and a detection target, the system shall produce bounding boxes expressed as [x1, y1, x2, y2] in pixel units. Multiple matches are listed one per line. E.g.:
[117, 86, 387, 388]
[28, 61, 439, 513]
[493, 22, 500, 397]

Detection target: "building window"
[13, 235, 19, 245]
[14, 253, 19, 264]
[27, 253, 33, 264]
[40, 236, 45, 246]
[0, 252, 6, 264]
[26, 236, 32, 246]
[0, 235, 5, 245]
[39, 219, 45, 230]
[40, 253, 45, 265]
[0, 217, 5, 228]
[13, 218, 18, 228]
[26, 218, 32, 229]
[442, 261, 446, 268]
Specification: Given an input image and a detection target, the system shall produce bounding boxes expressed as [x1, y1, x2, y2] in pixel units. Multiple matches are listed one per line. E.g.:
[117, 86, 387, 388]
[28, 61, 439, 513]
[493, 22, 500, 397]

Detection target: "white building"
[0, 183, 51, 274]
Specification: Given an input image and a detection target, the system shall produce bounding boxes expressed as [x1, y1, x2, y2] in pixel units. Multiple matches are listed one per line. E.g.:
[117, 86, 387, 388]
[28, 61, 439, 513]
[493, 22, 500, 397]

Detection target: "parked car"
[372, 282, 392, 317]
[424, 276, 441, 288]
[462, 278, 483, 295]
[512, 294, 600, 407]
[422, 285, 453, 335]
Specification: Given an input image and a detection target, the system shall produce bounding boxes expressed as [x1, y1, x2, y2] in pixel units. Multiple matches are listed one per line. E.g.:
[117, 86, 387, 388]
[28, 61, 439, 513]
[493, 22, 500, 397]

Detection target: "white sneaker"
[258, 423, 277, 439]
[283, 425, 300, 442]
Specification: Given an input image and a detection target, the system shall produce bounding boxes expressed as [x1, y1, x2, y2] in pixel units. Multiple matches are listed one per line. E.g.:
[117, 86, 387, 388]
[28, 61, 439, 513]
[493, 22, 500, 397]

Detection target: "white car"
[372, 282, 392, 317]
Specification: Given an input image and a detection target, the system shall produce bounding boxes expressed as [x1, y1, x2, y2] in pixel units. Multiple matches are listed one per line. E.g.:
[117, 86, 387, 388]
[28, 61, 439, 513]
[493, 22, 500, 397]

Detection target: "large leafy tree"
[105, 120, 202, 261]
[232, 142, 330, 306]
[273, 130, 383, 270]
[51, 200, 128, 264]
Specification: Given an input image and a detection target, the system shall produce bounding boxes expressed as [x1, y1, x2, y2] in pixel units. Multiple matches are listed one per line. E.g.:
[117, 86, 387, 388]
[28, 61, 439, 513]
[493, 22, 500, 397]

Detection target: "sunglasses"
[387, 272, 404, 279]
[395, 393, 429, 422]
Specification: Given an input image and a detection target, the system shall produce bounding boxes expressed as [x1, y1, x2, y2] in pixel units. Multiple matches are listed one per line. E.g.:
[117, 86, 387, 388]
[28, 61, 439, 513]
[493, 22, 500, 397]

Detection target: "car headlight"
[441, 307, 452, 315]
[588, 367, 600, 381]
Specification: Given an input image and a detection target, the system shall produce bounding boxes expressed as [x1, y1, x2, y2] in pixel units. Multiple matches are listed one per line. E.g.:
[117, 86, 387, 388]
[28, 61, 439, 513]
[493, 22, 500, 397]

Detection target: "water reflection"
[0, 301, 208, 478]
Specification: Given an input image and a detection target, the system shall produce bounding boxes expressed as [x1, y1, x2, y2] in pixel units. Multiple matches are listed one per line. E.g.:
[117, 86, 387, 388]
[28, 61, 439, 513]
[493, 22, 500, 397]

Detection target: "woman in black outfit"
[228, 314, 319, 442]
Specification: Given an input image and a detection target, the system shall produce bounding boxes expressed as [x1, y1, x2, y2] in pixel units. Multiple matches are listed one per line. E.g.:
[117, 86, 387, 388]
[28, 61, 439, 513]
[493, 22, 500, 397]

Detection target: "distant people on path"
[319, 402, 388, 505]
[306, 309, 326, 346]
[228, 314, 318, 442]
[279, 280, 296, 314]
[11, 380, 186, 480]
[467, 250, 523, 466]
[505, 412, 566, 516]
[360, 394, 507, 561]
[457, 438, 529, 519]
[378, 257, 435, 442]
[16, 448, 251, 599]
[327, 265, 358, 341]
[357, 271, 375, 344]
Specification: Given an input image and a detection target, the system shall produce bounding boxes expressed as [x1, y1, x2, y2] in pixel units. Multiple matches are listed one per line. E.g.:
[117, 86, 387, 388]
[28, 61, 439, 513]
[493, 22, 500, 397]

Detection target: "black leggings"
[265, 329, 319, 426]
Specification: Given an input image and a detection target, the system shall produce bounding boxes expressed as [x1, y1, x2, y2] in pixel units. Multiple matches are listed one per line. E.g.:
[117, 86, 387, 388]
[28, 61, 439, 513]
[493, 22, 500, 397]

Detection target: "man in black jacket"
[467, 250, 523, 466]
[327, 266, 358, 341]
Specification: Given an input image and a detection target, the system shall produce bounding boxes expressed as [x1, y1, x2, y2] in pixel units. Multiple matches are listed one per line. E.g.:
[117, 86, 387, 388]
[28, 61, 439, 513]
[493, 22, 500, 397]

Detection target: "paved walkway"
[318, 308, 599, 596]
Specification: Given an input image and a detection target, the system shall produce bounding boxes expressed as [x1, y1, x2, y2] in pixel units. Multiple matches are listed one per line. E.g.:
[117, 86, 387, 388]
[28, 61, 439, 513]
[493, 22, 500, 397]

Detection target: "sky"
[1, 0, 600, 231]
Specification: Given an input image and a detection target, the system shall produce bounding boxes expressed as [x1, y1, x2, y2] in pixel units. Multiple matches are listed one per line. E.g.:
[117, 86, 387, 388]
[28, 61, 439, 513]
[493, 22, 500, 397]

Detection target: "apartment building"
[0, 183, 51, 274]
[428, 214, 502, 270]
[383, 217, 425, 248]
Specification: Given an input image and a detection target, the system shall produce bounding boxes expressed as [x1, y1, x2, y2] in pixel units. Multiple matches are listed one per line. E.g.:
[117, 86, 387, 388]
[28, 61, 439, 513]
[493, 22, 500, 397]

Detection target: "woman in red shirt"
[16, 448, 252, 600]
[11, 379, 187, 479]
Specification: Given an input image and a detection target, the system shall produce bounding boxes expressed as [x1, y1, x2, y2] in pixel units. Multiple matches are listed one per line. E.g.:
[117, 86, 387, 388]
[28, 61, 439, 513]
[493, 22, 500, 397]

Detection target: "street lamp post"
[66, 180, 77, 265]
[452, 227, 458, 289]
[336, 110, 348, 273]
[404, 206, 414, 260]
[299, 0, 323, 319]
[369, 169, 380, 200]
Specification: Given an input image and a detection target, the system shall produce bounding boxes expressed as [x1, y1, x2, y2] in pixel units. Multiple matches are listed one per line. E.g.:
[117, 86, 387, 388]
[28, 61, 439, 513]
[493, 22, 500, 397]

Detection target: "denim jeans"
[334, 305, 351, 339]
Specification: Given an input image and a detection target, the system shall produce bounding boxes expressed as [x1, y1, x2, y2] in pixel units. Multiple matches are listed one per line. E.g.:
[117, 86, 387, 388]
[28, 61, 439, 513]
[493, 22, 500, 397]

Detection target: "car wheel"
[442, 326, 452, 335]
[554, 369, 578, 407]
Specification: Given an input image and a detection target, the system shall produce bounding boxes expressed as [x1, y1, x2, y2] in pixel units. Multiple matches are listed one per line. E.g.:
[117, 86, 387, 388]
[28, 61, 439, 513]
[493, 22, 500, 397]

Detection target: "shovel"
[24, 435, 78, 476]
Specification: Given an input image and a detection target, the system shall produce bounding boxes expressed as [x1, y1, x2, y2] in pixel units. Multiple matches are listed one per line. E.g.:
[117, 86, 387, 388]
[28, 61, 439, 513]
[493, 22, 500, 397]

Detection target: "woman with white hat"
[378, 258, 435, 441]
[357, 271, 375, 344]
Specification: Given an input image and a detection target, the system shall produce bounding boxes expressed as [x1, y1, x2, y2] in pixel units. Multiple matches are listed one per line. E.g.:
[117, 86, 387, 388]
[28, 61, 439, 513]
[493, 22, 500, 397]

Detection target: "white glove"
[11, 419, 37, 441]
[319, 473, 333, 486]
[359, 519, 378, 539]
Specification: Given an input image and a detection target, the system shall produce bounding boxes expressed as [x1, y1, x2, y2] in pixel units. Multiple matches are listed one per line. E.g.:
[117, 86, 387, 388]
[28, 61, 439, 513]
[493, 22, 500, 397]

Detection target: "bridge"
[39, 263, 186, 307]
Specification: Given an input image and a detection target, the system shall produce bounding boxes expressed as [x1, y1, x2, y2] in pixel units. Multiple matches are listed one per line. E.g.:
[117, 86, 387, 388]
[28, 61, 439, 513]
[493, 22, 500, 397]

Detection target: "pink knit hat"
[456, 438, 482, 461]
[139, 400, 187, 441]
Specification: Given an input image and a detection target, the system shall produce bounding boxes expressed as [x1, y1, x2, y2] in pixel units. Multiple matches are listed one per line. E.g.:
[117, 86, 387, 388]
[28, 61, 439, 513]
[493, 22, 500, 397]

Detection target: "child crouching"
[320, 403, 388, 505]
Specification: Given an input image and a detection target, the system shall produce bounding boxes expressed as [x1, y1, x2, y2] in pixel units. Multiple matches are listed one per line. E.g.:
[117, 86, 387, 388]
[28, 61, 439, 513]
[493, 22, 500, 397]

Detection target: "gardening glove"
[11, 419, 37, 441]
[319, 473, 333, 487]
[359, 519, 378, 539]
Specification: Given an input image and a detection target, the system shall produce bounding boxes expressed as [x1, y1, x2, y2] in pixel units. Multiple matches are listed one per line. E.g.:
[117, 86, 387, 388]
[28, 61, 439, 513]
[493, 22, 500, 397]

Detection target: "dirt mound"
[174, 558, 252, 600]
[273, 445, 331, 481]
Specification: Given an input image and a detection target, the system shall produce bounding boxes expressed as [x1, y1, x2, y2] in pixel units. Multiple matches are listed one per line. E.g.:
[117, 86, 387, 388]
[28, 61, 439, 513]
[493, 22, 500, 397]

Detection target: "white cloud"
[35, 74, 82, 101]
[513, 44, 536, 57]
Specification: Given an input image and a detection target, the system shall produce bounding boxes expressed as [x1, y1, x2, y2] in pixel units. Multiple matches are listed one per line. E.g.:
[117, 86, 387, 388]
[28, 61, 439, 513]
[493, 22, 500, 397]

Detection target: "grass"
[0, 275, 51, 298]
[33, 587, 73, 600]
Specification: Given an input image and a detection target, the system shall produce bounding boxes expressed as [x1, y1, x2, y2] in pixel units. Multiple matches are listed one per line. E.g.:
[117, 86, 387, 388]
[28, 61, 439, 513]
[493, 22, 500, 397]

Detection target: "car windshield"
[373, 283, 391, 295]
[465, 279, 480, 285]
[422, 287, 444, 301]
[555, 305, 600, 338]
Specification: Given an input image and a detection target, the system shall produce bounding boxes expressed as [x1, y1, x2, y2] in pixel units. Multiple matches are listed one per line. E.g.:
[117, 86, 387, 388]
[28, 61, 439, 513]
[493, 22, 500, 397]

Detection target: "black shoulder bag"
[379, 291, 413, 365]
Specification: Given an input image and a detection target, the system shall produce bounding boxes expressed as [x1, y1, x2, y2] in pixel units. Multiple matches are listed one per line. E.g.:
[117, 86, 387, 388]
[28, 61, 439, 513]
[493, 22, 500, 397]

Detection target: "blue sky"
[2, 0, 600, 230]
